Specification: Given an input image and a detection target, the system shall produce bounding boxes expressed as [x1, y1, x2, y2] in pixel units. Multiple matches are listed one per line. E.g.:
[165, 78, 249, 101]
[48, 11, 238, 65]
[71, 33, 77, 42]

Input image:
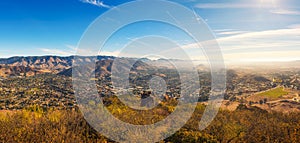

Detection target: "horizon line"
[0, 55, 299, 63]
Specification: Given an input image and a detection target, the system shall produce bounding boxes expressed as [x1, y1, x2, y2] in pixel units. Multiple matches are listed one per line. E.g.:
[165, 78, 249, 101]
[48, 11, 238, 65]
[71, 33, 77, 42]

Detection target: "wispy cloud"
[80, 0, 111, 8]
[177, 27, 300, 62]
[195, 3, 273, 9]
[270, 9, 300, 15]
[98, 50, 120, 57]
[65, 44, 78, 51]
[195, 3, 247, 9]
[215, 29, 249, 36]
[214, 29, 234, 32]
[63, 44, 120, 57]
[195, 2, 300, 16]
[216, 28, 300, 51]
[40, 48, 74, 56]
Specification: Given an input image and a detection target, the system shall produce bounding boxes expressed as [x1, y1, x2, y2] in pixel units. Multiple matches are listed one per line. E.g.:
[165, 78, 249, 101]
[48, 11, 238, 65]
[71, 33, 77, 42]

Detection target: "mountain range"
[1, 55, 299, 78]
[0, 55, 183, 78]
[0, 56, 115, 78]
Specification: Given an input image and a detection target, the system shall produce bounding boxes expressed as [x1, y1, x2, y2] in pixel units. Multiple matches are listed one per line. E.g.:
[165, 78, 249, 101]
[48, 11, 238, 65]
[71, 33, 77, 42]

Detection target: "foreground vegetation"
[0, 101, 299, 143]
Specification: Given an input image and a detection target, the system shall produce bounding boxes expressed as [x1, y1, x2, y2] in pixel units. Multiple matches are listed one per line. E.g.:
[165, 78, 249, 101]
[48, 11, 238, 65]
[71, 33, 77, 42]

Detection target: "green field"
[257, 87, 288, 98]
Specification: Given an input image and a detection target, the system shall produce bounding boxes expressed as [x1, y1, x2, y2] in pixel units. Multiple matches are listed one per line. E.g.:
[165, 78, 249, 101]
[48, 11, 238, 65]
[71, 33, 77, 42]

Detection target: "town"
[0, 62, 299, 113]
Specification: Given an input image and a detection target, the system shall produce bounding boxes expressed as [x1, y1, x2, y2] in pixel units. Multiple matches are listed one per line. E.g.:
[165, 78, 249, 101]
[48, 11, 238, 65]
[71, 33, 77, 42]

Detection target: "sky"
[0, 0, 300, 63]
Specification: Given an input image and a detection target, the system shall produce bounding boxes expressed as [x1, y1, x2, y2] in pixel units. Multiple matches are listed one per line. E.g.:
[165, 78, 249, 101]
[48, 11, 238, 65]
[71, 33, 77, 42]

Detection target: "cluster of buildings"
[0, 68, 299, 110]
[0, 74, 76, 110]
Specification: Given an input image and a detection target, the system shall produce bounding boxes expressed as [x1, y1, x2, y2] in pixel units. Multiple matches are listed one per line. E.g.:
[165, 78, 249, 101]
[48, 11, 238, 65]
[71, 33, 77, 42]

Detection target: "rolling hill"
[0, 56, 115, 78]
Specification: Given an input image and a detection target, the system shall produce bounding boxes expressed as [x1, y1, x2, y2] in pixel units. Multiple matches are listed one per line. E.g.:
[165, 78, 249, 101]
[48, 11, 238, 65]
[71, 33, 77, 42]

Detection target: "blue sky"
[0, 0, 300, 62]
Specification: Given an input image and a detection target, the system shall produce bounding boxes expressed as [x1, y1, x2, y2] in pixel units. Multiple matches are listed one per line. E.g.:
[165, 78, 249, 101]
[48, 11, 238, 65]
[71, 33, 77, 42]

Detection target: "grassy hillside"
[0, 101, 300, 142]
[257, 87, 288, 98]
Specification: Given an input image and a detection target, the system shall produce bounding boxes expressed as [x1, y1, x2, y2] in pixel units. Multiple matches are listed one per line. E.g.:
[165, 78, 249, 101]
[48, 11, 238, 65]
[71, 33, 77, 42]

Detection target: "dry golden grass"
[0, 103, 299, 143]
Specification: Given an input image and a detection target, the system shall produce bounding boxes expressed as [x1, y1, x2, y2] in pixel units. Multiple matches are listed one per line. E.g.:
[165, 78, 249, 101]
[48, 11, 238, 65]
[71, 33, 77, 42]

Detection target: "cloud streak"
[40, 48, 74, 56]
[80, 0, 111, 8]
[217, 28, 300, 51]
[215, 30, 249, 36]
[195, 3, 273, 9]
[195, 2, 300, 16]
[178, 27, 300, 62]
[270, 9, 300, 15]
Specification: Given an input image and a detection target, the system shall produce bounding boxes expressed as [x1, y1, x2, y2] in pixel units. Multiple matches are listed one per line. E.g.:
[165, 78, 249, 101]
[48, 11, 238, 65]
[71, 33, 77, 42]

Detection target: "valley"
[0, 56, 299, 113]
